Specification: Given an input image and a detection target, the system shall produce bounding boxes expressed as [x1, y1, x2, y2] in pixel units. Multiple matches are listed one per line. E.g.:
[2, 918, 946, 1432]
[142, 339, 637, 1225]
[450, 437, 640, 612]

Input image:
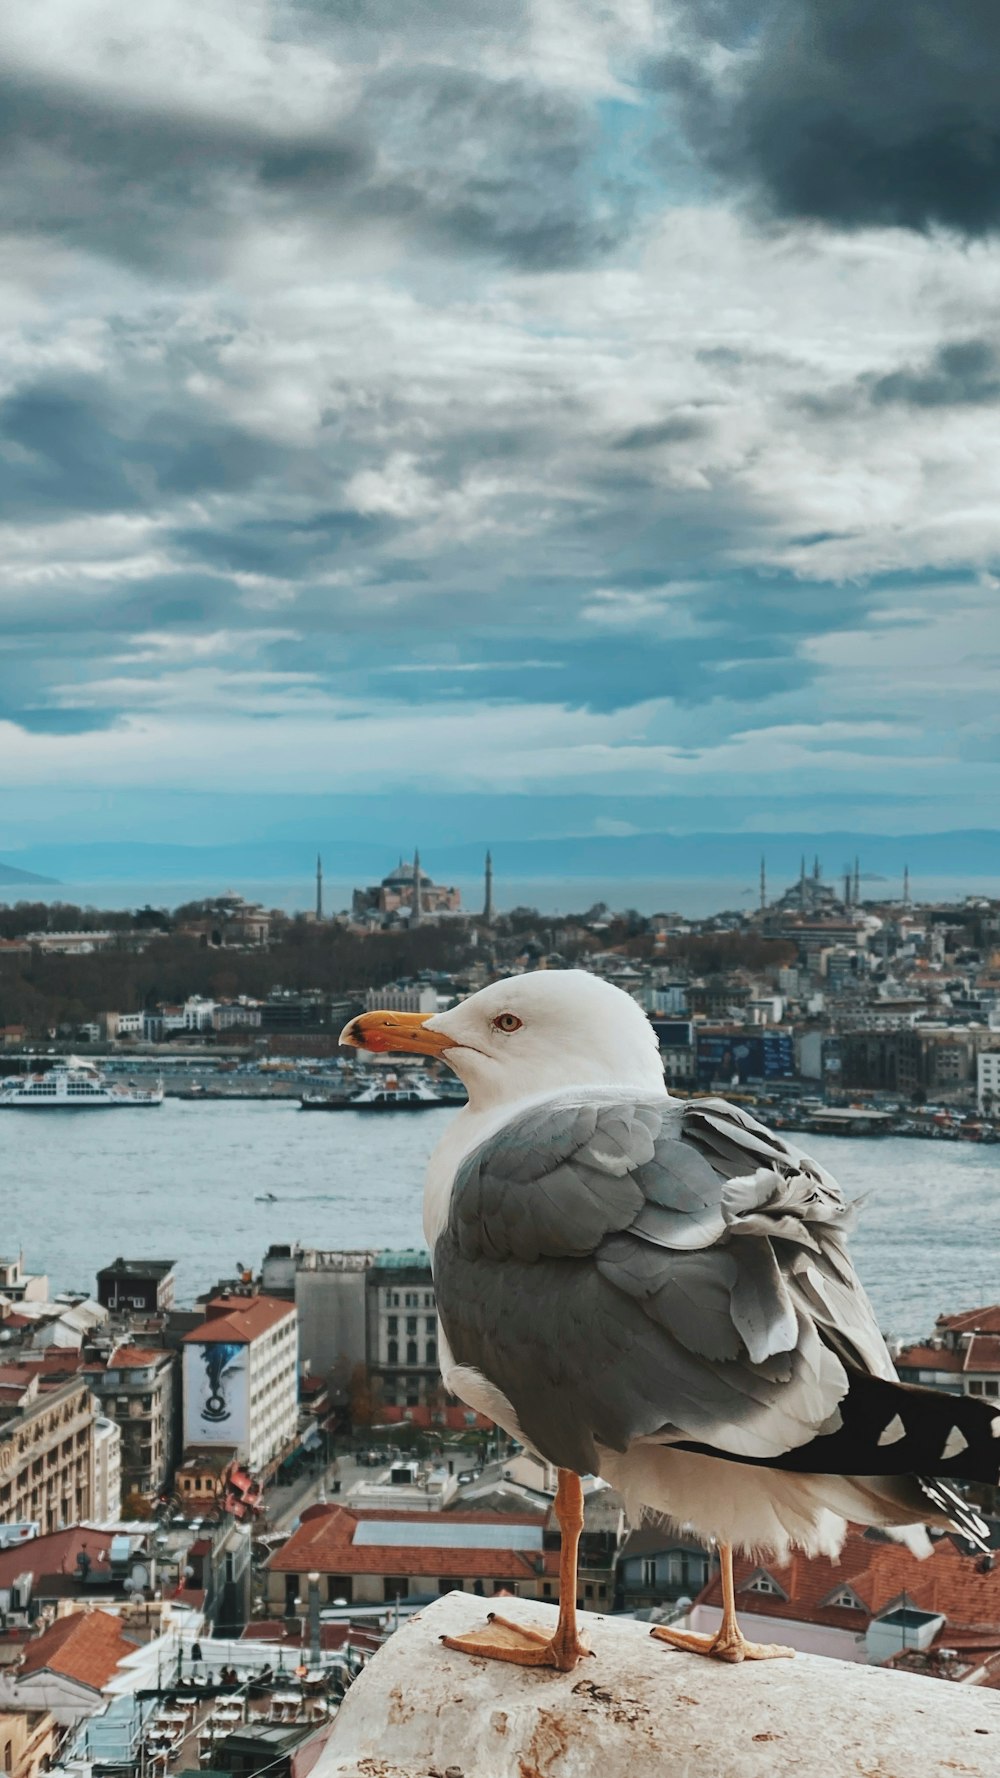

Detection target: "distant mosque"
[352, 852, 464, 921]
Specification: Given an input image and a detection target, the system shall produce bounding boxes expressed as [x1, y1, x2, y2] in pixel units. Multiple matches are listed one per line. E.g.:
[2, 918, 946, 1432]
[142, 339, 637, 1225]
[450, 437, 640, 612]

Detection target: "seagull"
[342, 971, 997, 1670]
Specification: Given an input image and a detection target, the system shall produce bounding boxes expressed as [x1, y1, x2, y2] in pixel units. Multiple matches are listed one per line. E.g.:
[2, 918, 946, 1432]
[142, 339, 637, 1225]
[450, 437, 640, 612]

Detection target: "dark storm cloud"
[660, 1, 1000, 236]
[0, 376, 310, 517]
[795, 338, 1000, 417]
[0, 49, 629, 275]
[869, 338, 1000, 407]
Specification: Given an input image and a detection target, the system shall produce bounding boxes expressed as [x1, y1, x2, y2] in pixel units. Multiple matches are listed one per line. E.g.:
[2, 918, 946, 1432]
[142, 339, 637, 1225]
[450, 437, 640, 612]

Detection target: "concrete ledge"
[315, 1592, 1000, 1777]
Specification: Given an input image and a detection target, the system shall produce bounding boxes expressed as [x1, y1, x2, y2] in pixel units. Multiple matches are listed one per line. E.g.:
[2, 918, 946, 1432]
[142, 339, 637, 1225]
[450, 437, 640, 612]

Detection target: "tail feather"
[677, 1371, 999, 1550]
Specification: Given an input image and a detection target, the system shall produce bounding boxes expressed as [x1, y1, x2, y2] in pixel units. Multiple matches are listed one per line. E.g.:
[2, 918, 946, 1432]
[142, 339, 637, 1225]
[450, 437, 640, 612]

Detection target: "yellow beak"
[338, 1009, 456, 1058]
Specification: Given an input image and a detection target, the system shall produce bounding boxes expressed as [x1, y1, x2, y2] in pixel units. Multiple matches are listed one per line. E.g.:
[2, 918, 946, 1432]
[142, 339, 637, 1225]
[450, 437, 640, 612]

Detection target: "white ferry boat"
[0, 1058, 164, 1109]
[300, 1071, 454, 1112]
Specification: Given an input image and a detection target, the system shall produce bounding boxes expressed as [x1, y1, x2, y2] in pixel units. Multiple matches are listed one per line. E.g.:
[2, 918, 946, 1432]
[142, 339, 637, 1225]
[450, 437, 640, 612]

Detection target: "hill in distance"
[0, 860, 59, 886]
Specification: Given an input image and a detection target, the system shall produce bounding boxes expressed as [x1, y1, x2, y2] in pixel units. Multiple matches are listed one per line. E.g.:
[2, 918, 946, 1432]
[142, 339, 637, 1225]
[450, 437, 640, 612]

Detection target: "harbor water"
[2, 1103, 998, 1340]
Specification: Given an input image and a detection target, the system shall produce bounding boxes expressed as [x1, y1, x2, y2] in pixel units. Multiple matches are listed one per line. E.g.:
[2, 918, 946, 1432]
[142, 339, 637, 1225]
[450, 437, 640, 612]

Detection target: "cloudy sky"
[3, 0, 1000, 856]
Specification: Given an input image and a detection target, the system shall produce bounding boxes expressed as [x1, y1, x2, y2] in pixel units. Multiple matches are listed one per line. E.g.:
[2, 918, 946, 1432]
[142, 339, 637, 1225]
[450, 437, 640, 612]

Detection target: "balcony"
[313, 1592, 1000, 1778]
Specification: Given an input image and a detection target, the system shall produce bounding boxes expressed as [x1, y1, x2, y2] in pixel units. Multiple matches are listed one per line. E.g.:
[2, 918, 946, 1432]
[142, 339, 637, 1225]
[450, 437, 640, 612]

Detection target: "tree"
[122, 1489, 154, 1520]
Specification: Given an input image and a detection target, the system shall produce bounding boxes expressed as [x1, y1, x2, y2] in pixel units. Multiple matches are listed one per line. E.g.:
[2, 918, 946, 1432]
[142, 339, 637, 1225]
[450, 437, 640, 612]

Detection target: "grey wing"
[435, 1093, 888, 1474]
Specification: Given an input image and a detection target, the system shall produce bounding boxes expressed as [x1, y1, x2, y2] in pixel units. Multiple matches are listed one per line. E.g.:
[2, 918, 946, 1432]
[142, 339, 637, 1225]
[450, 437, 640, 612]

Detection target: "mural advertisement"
[184, 1341, 249, 1448]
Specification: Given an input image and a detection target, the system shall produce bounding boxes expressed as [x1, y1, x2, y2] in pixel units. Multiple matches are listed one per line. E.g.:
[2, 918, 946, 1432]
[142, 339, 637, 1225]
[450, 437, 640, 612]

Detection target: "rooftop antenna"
[483, 850, 495, 925]
[759, 856, 766, 912]
[903, 863, 911, 908]
[411, 848, 423, 927]
[315, 854, 323, 922]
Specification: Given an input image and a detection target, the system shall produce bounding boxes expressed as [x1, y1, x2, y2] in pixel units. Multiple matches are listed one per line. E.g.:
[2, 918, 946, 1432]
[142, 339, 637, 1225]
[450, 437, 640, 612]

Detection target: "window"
[387, 1340, 398, 1365]
[542, 1583, 553, 1598]
[426, 1340, 437, 1365]
[641, 1559, 657, 1588]
[384, 1577, 409, 1601]
[327, 1576, 352, 1604]
[387, 1316, 398, 1335]
[406, 1341, 418, 1365]
[405, 1293, 418, 1307]
[406, 1317, 417, 1335]
[425, 1317, 436, 1333]
[828, 1588, 861, 1610]
[424, 1293, 434, 1308]
[748, 1573, 780, 1595]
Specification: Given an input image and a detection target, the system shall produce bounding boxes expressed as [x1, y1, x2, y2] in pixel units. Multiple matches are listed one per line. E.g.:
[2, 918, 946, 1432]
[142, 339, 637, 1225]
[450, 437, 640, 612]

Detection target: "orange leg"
[440, 1468, 592, 1671]
[651, 1543, 793, 1664]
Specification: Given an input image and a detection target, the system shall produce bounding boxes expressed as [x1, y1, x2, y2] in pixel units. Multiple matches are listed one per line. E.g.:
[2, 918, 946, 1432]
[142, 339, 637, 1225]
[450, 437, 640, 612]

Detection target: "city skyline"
[3, 5, 1000, 852]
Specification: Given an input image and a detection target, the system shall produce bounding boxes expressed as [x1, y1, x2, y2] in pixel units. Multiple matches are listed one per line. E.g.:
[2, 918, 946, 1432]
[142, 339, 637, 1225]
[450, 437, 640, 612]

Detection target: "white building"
[93, 1417, 122, 1522]
[977, 1048, 1000, 1111]
[182, 1295, 298, 1476]
[363, 983, 438, 1015]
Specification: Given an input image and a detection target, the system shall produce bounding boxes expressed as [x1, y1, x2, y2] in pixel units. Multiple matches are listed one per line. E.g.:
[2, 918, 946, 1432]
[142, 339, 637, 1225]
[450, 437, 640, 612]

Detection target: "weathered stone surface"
[315, 1592, 1000, 1777]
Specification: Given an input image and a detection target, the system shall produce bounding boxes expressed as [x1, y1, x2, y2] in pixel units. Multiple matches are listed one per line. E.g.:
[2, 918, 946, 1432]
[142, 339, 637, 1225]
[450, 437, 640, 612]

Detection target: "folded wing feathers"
[446, 1092, 880, 1462]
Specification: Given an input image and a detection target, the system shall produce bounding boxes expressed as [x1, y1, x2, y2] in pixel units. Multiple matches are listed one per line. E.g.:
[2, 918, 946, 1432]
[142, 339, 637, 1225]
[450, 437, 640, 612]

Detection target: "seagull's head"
[340, 970, 666, 1110]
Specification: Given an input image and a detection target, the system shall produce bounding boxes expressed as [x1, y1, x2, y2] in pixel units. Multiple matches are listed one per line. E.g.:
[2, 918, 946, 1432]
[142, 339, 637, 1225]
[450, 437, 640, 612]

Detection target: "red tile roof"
[267, 1504, 546, 1581]
[183, 1295, 295, 1345]
[695, 1529, 1000, 1638]
[19, 1609, 137, 1691]
[0, 1529, 114, 1593]
[106, 1346, 171, 1368]
[965, 1335, 1000, 1374]
[938, 1305, 1000, 1335]
[896, 1345, 964, 1373]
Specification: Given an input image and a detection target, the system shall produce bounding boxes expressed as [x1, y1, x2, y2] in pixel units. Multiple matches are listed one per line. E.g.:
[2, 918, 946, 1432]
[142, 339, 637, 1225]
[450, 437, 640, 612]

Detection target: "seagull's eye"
[491, 1012, 523, 1034]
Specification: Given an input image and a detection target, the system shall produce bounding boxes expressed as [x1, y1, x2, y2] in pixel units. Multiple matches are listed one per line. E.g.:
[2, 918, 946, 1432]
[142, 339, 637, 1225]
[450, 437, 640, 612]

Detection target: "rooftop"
[695, 1528, 1000, 1641]
[18, 1609, 137, 1691]
[183, 1294, 295, 1344]
[268, 1504, 546, 1580]
[96, 1258, 176, 1280]
[312, 1592, 1000, 1778]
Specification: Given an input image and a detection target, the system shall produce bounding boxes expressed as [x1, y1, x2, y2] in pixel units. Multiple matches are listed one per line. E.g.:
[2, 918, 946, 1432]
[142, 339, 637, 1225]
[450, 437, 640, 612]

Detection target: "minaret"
[844, 865, 851, 907]
[483, 849, 495, 924]
[315, 854, 323, 922]
[800, 854, 807, 909]
[903, 863, 910, 908]
[411, 849, 423, 927]
[813, 854, 821, 881]
[853, 856, 860, 906]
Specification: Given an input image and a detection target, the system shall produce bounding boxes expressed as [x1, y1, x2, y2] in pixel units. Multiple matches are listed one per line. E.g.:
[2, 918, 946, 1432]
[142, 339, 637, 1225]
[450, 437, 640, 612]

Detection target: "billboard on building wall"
[184, 1341, 249, 1449]
[695, 1031, 796, 1085]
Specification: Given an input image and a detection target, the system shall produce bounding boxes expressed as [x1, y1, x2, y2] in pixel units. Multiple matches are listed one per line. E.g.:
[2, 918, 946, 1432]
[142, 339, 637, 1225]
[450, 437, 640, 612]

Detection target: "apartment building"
[182, 1295, 298, 1476]
[83, 1346, 178, 1501]
[259, 1246, 439, 1408]
[0, 1377, 95, 1533]
[365, 1252, 438, 1409]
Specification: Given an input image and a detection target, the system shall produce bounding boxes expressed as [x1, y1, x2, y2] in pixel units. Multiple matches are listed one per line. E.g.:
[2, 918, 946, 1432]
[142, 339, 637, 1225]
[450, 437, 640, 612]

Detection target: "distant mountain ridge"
[9, 831, 1000, 886]
[0, 859, 59, 886]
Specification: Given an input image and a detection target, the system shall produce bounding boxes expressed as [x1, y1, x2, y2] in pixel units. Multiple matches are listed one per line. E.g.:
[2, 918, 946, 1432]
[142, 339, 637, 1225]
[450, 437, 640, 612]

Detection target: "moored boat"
[300, 1071, 455, 1111]
[0, 1058, 163, 1108]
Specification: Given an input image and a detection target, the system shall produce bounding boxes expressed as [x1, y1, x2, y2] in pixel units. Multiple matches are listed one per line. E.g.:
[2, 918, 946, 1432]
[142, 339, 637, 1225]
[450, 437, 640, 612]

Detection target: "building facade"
[182, 1295, 298, 1476]
[96, 1258, 176, 1314]
[261, 1247, 377, 1396]
[365, 1253, 438, 1410]
[83, 1347, 178, 1501]
[93, 1417, 122, 1522]
[0, 1378, 95, 1533]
